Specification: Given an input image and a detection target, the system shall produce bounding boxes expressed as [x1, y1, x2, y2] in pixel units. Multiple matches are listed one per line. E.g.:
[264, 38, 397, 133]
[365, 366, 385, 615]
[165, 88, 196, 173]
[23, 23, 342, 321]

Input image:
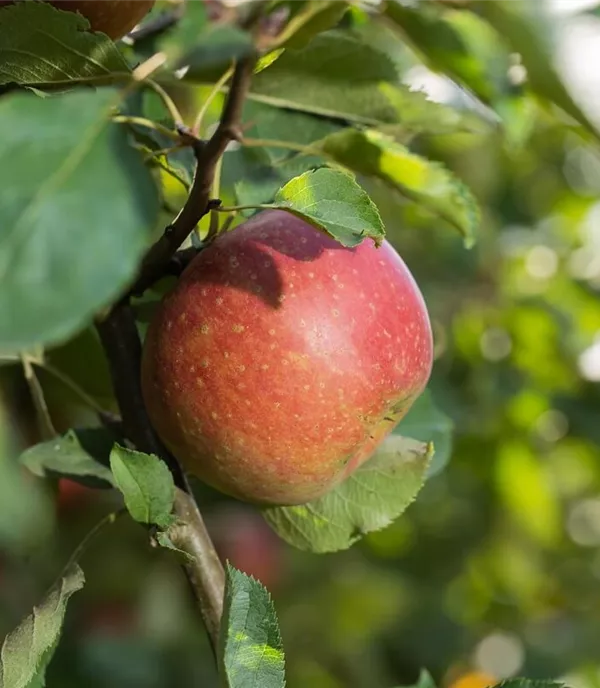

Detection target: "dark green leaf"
[263, 436, 432, 553]
[110, 445, 175, 528]
[320, 129, 479, 246]
[179, 26, 254, 83]
[218, 565, 285, 688]
[250, 31, 402, 124]
[227, 146, 324, 211]
[44, 327, 116, 408]
[273, 168, 385, 248]
[276, 1, 349, 49]
[156, 2, 209, 62]
[0, 88, 159, 353]
[395, 390, 454, 476]
[474, 0, 600, 140]
[250, 31, 488, 135]
[242, 101, 342, 163]
[0, 2, 129, 87]
[20, 428, 117, 488]
[0, 564, 85, 688]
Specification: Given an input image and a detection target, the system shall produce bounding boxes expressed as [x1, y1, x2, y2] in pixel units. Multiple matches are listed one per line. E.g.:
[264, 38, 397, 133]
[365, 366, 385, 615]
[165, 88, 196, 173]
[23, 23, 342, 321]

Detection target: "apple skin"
[141, 210, 433, 506]
[1, 0, 155, 39]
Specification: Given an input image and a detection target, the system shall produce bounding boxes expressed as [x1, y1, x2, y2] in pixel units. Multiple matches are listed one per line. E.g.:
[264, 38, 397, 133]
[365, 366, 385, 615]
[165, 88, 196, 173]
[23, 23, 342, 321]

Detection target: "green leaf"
[109, 445, 175, 528]
[384, 1, 511, 106]
[218, 565, 285, 688]
[263, 435, 432, 553]
[179, 25, 254, 83]
[20, 428, 117, 488]
[0, 2, 129, 87]
[242, 101, 342, 163]
[275, 1, 349, 49]
[273, 168, 385, 248]
[250, 31, 489, 135]
[250, 31, 403, 125]
[226, 146, 324, 211]
[394, 390, 454, 476]
[0, 88, 159, 353]
[319, 128, 479, 246]
[156, 1, 209, 62]
[474, 0, 600, 140]
[0, 564, 85, 688]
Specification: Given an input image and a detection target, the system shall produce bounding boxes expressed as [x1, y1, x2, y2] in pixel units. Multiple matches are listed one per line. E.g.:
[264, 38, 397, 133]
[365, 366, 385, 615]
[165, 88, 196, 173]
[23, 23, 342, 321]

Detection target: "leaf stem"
[113, 115, 181, 141]
[216, 203, 275, 213]
[21, 355, 56, 440]
[35, 361, 105, 415]
[193, 65, 235, 136]
[241, 137, 324, 157]
[56, 509, 127, 587]
[144, 78, 185, 127]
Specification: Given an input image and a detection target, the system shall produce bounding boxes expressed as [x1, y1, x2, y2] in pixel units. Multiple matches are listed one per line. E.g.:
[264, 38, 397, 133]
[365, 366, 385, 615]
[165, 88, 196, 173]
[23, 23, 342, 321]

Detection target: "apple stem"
[96, 302, 225, 653]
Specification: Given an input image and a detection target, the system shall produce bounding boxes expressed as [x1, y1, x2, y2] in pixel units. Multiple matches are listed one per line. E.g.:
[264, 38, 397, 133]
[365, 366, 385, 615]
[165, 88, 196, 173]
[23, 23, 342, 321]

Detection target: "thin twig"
[131, 55, 256, 297]
[192, 65, 235, 136]
[96, 304, 225, 650]
[113, 115, 181, 141]
[56, 510, 126, 586]
[144, 79, 185, 127]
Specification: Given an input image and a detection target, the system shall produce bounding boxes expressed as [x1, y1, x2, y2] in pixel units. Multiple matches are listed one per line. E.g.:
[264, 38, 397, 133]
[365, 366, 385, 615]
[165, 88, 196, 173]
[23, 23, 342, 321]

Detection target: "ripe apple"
[57, 477, 95, 512]
[1, 0, 155, 40]
[210, 505, 284, 589]
[141, 210, 433, 505]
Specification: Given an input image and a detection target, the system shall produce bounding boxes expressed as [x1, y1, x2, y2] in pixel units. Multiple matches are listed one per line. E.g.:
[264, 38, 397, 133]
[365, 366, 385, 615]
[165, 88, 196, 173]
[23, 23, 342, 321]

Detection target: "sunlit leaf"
[263, 436, 432, 553]
[273, 168, 385, 248]
[218, 565, 285, 688]
[474, 0, 600, 140]
[320, 128, 479, 246]
[250, 30, 483, 136]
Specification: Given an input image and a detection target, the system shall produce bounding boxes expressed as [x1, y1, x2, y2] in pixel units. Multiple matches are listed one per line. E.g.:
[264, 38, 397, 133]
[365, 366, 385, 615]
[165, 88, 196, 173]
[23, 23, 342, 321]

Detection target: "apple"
[57, 477, 95, 512]
[1, 0, 155, 40]
[141, 210, 433, 505]
[209, 505, 284, 589]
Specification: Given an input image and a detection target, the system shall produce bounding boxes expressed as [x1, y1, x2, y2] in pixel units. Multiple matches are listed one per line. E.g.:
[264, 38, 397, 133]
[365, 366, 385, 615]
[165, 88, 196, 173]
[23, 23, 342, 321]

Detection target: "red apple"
[141, 210, 433, 505]
[210, 505, 284, 589]
[1, 0, 155, 40]
[57, 477, 95, 512]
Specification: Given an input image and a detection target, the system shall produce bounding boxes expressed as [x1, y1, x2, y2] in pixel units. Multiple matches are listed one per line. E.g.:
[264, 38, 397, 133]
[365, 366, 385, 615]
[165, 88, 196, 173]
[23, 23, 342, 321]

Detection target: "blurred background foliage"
[4, 0, 600, 686]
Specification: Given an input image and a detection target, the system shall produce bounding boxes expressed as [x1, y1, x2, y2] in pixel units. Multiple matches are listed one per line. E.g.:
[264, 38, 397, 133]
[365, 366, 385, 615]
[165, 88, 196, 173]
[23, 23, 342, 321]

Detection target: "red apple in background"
[57, 478, 95, 513]
[142, 210, 433, 505]
[209, 505, 284, 589]
[0, 0, 155, 40]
